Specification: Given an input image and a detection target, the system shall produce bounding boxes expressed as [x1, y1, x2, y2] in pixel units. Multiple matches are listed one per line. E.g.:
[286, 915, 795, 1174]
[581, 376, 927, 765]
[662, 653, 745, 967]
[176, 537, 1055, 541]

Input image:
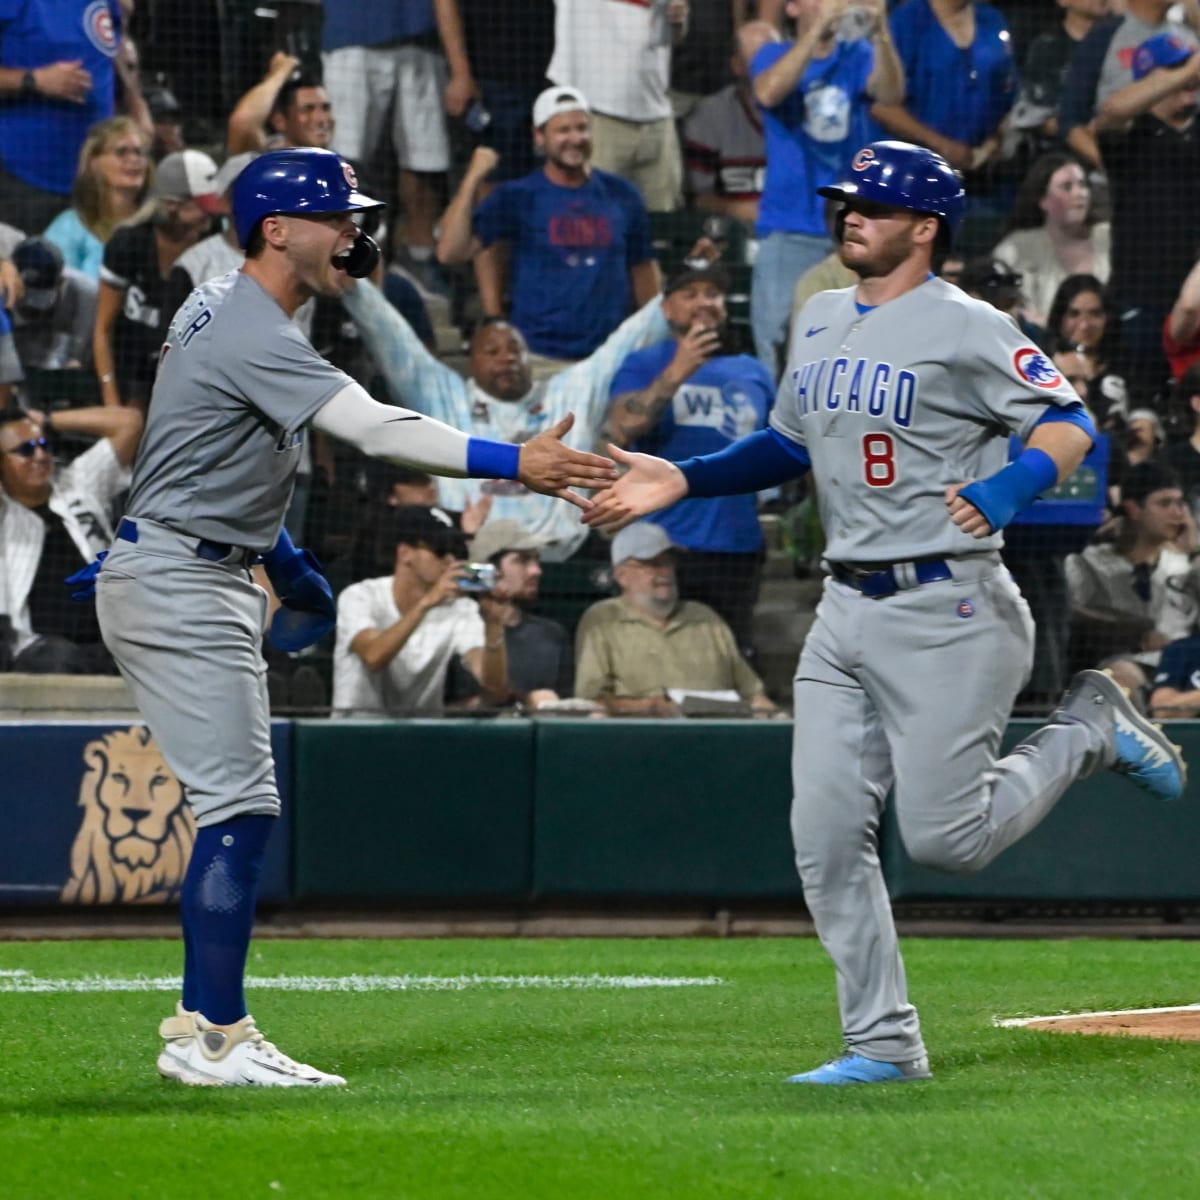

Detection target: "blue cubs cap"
[818, 140, 966, 236]
[1132, 33, 1196, 81]
[231, 147, 385, 248]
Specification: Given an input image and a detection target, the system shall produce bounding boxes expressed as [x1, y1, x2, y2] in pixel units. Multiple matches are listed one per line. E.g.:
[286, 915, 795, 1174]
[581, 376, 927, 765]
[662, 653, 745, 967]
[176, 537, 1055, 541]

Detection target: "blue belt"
[829, 558, 953, 599]
[117, 518, 257, 567]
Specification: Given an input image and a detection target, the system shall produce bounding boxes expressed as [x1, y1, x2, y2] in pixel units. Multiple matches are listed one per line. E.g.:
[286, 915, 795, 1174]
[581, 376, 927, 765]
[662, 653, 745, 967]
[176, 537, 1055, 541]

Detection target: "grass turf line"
[1, 937, 1199, 1200]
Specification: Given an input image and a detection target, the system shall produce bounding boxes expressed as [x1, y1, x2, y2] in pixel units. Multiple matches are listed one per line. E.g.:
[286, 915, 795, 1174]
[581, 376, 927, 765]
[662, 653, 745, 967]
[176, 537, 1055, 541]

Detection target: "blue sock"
[181, 921, 199, 1013]
[180, 814, 274, 1026]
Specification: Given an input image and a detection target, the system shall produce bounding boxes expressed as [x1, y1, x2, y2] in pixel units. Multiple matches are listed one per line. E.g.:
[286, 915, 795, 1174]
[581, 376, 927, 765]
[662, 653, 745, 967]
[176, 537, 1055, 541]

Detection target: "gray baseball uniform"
[96, 271, 348, 826]
[776, 279, 1107, 1063]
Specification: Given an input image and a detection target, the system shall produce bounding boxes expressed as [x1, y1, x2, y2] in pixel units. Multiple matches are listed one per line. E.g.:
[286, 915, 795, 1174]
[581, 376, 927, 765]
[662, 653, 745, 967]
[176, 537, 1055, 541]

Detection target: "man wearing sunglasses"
[0, 402, 141, 672]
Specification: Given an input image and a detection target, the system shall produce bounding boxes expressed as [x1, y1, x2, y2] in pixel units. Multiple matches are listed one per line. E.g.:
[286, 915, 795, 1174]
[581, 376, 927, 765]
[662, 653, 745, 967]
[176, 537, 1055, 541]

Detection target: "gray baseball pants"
[791, 556, 1108, 1062]
[95, 519, 281, 827]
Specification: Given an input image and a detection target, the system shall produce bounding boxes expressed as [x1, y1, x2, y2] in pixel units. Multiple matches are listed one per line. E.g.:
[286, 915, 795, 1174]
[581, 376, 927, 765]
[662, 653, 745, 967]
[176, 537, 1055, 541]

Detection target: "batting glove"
[262, 531, 336, 652]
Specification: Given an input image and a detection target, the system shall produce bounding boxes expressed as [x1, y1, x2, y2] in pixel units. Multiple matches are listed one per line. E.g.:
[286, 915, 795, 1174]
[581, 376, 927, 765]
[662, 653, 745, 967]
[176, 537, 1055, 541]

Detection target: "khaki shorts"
[588, 112, 682, 212]
[322, 43, 450, 172]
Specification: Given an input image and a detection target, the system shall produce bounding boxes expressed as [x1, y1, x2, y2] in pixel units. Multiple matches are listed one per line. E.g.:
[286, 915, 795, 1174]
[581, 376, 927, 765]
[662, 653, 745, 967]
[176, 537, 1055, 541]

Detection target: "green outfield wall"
[5, 719, 1199, 907]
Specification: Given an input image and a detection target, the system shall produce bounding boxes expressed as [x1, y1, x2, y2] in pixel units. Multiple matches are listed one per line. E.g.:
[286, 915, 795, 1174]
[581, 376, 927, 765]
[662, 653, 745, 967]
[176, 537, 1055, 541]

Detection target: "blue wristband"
[467, 437, 521, 480]
[959, 447, 1059, 533]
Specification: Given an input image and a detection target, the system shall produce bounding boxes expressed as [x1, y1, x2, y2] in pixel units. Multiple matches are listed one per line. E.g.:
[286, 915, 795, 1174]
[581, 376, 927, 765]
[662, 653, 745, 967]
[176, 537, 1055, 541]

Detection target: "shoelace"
[244, 1023, 317, 1074]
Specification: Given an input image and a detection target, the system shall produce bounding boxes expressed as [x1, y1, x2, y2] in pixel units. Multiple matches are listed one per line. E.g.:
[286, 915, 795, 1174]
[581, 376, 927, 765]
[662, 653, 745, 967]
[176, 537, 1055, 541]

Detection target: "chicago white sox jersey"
[125, 271, 348, 551]
[771, 277, 1082, 563]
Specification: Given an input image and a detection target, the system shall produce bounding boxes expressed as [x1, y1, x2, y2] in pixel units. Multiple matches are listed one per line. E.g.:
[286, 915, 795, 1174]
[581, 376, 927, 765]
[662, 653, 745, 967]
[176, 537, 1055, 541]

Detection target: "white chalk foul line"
[0, 971, 726, 995]
[996, 1003, 1200, 1028]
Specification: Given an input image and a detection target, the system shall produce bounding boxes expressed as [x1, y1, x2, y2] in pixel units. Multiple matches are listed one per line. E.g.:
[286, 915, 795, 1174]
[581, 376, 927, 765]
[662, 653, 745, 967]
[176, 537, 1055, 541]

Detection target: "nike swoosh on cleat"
[805, 326, 827, 337]
[383, 415, 422, 423]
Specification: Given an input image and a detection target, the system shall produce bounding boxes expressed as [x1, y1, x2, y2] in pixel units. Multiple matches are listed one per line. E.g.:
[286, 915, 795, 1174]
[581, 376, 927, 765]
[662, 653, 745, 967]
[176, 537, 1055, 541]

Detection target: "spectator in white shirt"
[332, 505, 511, 715]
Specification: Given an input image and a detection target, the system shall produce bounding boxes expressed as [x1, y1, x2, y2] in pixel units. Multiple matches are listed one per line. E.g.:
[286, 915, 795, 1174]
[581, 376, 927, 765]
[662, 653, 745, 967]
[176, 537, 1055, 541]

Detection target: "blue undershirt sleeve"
[678, 427, 811, 497]
[1033, 403, 1096, 443]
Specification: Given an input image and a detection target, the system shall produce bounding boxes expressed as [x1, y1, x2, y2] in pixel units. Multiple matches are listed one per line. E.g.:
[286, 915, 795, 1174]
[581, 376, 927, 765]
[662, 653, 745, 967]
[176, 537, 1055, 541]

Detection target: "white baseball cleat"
[156, 999, 199, 1079]
[157, 1010, 347, 1087]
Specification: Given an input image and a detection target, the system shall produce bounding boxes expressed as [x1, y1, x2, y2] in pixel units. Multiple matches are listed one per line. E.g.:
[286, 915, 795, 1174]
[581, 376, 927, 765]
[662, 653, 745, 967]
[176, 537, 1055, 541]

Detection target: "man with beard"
[581, 140, 1187, 1085]
[436, 85, 660, 374]
[462, 517, 575, 706]
[573, 520, 775, 716]
[606, 257, 774, 653]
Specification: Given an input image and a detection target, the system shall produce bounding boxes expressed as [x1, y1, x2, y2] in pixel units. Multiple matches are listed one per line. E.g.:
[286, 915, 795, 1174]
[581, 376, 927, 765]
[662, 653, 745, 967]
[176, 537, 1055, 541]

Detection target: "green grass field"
[2, 936, 1200, 1199]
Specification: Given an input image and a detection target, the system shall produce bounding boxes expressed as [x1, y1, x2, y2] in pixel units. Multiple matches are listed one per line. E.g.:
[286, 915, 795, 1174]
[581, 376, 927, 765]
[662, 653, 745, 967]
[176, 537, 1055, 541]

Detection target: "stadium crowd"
[4, 0, 1200, 720]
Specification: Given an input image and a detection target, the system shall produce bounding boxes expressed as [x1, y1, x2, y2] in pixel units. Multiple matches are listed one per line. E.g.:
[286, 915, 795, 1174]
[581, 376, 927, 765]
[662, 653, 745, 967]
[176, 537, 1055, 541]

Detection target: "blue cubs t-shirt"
[321, 0, 433, 51]
[0, 0, 121, 195]
[751, 38, 874, 238]
[885, 0, 1016, 148]
[610, 343, 774, 552]
[473, 168, 655, 359]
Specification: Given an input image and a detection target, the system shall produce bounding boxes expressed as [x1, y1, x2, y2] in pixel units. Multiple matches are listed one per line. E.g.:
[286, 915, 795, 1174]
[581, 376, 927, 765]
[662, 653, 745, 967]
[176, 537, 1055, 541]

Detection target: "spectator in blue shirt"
[871, 0, 1017, 240]
[606, 258, 775, 651]
[0, 0, 127, 235]
[744, 3, 904, 375]
[437, 85, 661, 373]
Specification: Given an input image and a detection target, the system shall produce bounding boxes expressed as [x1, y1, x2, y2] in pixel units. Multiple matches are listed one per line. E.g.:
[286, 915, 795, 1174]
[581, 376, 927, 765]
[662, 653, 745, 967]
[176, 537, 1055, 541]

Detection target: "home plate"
[997, 1004, 1200, 1041]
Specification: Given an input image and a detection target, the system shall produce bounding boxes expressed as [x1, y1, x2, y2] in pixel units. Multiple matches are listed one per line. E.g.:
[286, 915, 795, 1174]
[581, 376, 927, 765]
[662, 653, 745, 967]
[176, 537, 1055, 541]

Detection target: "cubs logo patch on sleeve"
[1013, 347, 1064, 390]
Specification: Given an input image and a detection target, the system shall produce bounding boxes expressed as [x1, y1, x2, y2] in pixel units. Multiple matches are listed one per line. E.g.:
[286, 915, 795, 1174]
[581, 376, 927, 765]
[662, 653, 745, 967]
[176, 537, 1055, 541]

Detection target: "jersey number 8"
[862, 433, 896, 488]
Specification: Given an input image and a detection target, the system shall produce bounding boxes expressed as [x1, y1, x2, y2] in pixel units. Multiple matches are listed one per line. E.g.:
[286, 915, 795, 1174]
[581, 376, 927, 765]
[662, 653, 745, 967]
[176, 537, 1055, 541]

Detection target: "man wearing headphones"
[92, 147, 616, 1088]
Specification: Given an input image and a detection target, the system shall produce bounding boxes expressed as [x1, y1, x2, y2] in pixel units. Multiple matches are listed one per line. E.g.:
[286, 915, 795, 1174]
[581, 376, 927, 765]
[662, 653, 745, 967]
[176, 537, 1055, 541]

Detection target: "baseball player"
[584, 140, 1188, 1085]
[91, 147, 615, 1087]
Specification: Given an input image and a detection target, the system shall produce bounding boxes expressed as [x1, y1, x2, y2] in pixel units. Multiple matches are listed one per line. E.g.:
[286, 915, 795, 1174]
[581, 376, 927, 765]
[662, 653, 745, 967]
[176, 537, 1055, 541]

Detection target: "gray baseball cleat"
[1056, 669, 1187, 801]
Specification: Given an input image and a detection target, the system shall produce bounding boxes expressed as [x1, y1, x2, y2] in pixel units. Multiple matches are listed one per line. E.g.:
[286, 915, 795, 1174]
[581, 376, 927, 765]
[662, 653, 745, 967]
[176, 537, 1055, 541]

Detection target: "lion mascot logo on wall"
[60, 726, 195, 904]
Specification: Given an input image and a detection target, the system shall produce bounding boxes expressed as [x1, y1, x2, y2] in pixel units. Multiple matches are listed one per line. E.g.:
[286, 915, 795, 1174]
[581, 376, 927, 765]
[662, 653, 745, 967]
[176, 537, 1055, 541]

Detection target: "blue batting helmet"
[818, 140, 966, 237]
[231, 147, 385, 249]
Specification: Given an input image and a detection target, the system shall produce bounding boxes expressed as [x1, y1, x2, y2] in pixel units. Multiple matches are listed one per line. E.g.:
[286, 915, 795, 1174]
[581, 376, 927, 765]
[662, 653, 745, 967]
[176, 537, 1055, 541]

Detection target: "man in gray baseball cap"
[461, 518, 573, 706]
[574, 520, 776, 716]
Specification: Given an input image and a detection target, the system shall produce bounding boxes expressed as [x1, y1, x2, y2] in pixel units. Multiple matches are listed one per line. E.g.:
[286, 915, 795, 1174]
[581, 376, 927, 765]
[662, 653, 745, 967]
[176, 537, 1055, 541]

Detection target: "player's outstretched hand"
[582, 445, 689, 532]
[945, 482, 993, 539]
[517, 414, 618, 510]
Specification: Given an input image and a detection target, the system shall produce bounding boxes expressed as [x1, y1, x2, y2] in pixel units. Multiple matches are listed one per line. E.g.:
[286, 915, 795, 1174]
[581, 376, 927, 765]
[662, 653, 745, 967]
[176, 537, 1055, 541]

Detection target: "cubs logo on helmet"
[852, 148, 876, 172]
[342, 160, 358, 189]
[1013, 348, 1064, 390]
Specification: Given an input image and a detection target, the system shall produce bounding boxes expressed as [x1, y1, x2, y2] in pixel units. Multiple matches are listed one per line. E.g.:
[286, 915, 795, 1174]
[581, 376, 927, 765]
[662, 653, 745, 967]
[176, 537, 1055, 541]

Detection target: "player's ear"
[913, 215, 939, 247]
[261, 214, 289, 251]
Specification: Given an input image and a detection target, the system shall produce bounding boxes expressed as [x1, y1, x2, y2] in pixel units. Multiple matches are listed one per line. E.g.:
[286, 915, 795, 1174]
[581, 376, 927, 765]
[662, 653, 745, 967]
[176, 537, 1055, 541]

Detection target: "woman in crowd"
[43, 117, 153, 279]
[1047, 274, 1128, 432]
[93, 149, 216, 410]
[992, 153, 1110, 329]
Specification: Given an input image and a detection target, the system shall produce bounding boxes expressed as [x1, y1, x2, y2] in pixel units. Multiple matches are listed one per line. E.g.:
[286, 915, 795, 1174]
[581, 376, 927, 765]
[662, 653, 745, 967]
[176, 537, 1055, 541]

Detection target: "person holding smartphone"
[332, 504, 513, 715]
[604, 259, 775, 656]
